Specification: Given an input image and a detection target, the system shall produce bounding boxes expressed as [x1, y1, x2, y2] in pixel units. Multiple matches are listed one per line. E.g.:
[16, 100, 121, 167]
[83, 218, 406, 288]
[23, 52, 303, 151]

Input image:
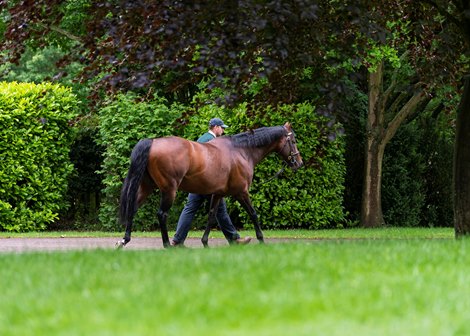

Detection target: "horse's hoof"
[201, 238, 209, 248]
[115, 240, 126, 249]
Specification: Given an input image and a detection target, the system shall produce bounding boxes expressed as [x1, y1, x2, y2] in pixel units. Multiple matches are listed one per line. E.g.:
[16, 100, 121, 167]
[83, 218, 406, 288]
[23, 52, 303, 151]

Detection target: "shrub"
[55, 125, 104, 230]
[382, 109, 454, 227]
[382, 122, 427, 227]
[0, 82, 78, 231]
[98, 91, 346, 231]
[181, 101, 347, 229]
[97, 93, 186, 230]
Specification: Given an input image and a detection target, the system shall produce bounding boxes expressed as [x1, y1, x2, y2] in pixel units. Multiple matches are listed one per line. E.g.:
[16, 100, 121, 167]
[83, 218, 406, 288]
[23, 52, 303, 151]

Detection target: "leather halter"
[281, 131, 301, 166]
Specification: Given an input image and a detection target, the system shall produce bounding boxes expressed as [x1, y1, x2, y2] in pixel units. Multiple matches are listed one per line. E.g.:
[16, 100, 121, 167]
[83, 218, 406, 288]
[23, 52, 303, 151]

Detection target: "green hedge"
[0, 82, 78, 231]
[180, 101, 347, 229]
[97, 93, 186, 230]
[98, 93, 347, 231]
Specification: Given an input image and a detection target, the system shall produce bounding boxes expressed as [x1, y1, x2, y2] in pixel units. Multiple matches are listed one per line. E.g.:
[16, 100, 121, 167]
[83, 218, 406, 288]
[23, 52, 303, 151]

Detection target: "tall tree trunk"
[361, 60, 427, 228]
[362, 134, 386, 227]
[454, 76, 470, 237]
[362, 63, 386, 227]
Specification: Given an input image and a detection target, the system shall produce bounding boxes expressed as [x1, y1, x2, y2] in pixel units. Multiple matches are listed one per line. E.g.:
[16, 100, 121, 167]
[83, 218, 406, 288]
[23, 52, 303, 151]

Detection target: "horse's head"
[279, 122, 303, 171]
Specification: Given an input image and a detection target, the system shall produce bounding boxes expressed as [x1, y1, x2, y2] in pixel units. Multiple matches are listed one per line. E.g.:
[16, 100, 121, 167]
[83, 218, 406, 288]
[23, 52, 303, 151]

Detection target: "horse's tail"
[119, 138, 153, 226]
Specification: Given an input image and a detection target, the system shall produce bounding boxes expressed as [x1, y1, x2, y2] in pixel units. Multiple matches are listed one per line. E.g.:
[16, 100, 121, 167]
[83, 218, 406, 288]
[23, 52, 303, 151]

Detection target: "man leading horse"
[171, 118, 252, 247]
[117, 118, 302, 248]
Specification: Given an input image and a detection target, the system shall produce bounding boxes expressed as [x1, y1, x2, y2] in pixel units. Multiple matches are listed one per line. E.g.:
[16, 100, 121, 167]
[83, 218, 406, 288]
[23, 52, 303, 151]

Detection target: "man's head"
[209, 118, 228, 136]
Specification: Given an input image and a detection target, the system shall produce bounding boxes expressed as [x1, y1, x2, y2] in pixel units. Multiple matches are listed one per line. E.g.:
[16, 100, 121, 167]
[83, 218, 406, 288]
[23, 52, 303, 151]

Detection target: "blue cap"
[209, 118, 228, 128]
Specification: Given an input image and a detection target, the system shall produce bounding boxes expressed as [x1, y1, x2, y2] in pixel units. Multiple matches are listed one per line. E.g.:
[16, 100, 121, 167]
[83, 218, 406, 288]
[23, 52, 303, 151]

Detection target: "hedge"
[181, 101, 347, 229]
[98, 92, 347, 231]
[0, 82, 78, 231]
[97, 93, 186, 230]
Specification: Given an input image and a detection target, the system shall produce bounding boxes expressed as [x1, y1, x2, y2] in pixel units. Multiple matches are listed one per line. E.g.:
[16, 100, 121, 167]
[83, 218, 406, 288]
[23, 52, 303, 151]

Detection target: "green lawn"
[1, 228, 468, 335]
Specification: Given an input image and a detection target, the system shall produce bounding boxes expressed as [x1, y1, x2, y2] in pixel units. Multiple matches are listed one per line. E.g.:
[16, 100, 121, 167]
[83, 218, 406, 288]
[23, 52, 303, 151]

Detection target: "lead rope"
[259, 162, 288, 185]
[259, 132, 291, 185]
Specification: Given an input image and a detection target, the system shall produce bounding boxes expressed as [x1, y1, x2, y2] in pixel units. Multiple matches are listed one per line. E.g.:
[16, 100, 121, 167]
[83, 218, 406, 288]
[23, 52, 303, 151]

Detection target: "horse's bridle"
[282, 131, 301, 167]
[260, 130, 301, 185]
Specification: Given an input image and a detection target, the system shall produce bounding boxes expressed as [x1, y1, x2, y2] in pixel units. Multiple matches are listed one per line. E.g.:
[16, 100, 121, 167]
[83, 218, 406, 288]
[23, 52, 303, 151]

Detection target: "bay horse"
[117, 122, 302, 248]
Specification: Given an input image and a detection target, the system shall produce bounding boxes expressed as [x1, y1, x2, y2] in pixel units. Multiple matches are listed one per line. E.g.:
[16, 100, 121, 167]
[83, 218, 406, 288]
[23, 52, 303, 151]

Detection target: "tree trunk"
[362, 135, 386, 227]
[454, 76, 470, 237]
[361, 60, 427, 228]
[362, 63, 386, 227]
[361, 62, 384, 227]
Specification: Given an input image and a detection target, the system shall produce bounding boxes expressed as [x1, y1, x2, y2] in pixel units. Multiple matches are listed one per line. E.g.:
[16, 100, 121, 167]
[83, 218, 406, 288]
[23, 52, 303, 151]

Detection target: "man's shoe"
[170, 239, 184, 247]
[235, 237, 252, 245]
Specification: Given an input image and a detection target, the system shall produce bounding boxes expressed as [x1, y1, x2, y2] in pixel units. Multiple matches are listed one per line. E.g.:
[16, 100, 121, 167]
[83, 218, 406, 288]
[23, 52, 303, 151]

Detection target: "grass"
[0, 228, 468, 335]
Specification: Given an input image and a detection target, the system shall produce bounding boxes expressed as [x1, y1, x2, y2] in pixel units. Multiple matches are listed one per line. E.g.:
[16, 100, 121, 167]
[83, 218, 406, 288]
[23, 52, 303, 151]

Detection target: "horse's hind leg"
[118, 182, 153, 248]
[158, 190, 176, 248]
[236, 194, 264, 243]
[201, 195, 222, 247]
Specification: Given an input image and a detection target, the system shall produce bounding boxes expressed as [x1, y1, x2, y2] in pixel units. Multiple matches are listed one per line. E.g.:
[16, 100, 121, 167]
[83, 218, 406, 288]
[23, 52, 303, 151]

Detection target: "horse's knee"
[157, 209, 167, 222]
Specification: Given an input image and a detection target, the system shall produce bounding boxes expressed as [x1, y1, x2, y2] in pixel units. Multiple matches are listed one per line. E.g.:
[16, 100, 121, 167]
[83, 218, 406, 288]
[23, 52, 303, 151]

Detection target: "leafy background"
[0, 82, 77, 231]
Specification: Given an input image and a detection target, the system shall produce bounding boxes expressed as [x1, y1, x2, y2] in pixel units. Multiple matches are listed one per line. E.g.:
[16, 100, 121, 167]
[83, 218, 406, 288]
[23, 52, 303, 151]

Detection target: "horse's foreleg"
[237, 195, 264, 243]
[202, 195, 222, 248]
[158, 190, 176, 248]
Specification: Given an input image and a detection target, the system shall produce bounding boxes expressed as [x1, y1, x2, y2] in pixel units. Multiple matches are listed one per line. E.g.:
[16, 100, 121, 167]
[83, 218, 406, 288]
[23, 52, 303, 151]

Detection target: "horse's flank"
[147, 135, 254, 196]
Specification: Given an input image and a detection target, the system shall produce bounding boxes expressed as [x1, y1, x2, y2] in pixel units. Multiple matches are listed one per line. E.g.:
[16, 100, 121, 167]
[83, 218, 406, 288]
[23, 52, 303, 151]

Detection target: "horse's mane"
[228, 126, 286, 148]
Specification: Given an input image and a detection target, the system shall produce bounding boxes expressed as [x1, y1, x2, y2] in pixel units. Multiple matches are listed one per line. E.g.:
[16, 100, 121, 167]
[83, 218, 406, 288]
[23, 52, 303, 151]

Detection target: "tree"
[3, 0, 470, 236]
[345, 1, 469, 230]
[0, 1, 372, 105]
[362, 57, 429, 227]
[404, 1, 470, 237]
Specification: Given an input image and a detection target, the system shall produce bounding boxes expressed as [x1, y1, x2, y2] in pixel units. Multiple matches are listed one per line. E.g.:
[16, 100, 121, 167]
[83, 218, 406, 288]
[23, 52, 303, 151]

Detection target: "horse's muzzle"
[288, 154, 303, 171]
[291, 160, 303, 171]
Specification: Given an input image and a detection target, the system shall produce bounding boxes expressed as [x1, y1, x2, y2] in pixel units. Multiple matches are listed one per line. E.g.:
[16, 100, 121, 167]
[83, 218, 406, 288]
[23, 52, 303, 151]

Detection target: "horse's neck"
[244, 144, 277, 166]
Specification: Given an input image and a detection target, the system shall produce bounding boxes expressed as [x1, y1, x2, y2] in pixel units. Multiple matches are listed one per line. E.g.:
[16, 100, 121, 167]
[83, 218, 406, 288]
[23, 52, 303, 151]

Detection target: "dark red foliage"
[1, 0, 468, 104]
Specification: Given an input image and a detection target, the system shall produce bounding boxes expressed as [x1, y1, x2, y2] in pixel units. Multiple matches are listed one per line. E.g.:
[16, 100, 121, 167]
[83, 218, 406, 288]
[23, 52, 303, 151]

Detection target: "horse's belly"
[178, 175, 219, 194]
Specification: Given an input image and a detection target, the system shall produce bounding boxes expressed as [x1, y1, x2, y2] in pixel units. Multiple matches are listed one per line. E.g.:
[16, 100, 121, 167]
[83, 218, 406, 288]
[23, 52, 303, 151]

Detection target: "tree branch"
[36, 23, 83, 44]
[420, 0, 462, 28]
[382, 88, 427, 145]
[383, 50, 410, 105]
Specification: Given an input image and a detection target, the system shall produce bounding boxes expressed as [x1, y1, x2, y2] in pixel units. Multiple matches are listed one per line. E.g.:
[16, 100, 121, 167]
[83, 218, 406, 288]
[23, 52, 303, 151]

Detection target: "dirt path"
[0, 236, 291, 253]
[0, 237, 227, 253]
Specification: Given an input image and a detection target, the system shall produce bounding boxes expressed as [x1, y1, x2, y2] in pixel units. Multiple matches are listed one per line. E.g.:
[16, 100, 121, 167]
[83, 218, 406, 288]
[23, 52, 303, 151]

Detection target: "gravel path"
[0, 236, 275, 253]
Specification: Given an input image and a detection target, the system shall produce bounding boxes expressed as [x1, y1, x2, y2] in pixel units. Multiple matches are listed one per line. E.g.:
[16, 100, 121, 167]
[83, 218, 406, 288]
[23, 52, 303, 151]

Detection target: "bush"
[98, 91, 347, 231]
[55, 126, 104, 230]
[381, 106, 454, 227]
[181, 101, 347, 229]
[382, 122, 427, 227]
[0, 82, 78, 231]
[97, 93, 186, 230]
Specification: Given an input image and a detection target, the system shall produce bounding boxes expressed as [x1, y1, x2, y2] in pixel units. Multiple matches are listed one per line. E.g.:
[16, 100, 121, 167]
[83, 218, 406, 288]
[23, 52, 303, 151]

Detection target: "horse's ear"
[284, 122, 291, 130]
